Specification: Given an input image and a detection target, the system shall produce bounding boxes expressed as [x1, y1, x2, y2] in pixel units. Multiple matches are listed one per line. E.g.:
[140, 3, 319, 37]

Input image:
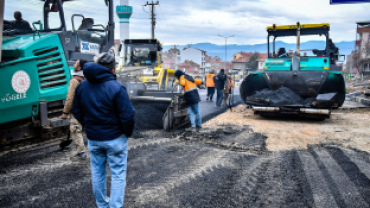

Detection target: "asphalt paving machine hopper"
[117, 39, 191, 131]
[118, 73, 188, 131]
[240, 23, 346, 119]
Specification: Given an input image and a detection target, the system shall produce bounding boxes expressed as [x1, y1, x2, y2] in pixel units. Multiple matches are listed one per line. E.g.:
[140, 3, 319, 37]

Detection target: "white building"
[355, 21, 370, 74]
[180, 46, 206, 74]
[205, 62, 212, 73]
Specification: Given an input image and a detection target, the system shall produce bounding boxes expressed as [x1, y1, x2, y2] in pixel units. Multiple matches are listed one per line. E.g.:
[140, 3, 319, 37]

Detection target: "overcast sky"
[4, 0, 370, 46]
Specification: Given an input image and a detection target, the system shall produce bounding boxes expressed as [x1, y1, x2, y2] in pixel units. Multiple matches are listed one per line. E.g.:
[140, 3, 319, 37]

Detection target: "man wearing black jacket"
[72, 53, 135, 208]
[214, 69, 226, 108]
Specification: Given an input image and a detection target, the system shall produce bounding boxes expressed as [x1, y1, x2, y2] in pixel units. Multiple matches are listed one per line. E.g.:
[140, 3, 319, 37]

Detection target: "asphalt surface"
[2, 82, 370, 207]
[131, 83, 242, 137]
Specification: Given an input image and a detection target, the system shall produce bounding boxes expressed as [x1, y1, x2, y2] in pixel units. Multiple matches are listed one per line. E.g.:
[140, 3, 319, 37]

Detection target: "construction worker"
[11, 11, 32, 31]
[222, 72, 233, 106]
[205, 69, 216, 101]
[214, 69, 226, 108]
[61, 59, 88, 161]
[174, 70, 203, 132]
[327, 38, 339, 64]
[72, 53, 135, 208]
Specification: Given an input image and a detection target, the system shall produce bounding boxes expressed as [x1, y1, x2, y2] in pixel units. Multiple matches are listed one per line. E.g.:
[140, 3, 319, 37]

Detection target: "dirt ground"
[204, 105, 370, 152]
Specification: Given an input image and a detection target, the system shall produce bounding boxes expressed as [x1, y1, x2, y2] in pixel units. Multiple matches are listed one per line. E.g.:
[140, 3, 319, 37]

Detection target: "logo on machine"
[12, 70, 30, 93]
[65, 38, 71, 45]
[81, 42, 100, 55]
[82, 43, 90, 50]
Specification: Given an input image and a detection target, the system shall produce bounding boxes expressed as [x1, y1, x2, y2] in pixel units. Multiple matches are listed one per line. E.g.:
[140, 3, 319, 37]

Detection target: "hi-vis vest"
[179, 75, 202, 104]
[205, 74, 215, 87]
[228, 78, 233, 89]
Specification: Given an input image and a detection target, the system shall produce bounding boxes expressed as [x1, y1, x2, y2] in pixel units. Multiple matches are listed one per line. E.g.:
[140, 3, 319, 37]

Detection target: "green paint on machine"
[0, 33, 70, 124]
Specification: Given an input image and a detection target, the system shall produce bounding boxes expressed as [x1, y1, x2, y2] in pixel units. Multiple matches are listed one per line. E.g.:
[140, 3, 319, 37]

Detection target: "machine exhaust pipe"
[299, 108, 330, 115]
[252, 106, 280, 112]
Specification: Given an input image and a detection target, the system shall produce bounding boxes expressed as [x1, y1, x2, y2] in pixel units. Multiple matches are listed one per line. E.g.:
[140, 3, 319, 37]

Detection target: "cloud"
[4, 0, 370, 46]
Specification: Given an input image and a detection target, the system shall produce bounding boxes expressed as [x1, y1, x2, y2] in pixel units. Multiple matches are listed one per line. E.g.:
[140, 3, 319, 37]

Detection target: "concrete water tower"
[116, 0, 132, 66]
[116, 0, 132, 41]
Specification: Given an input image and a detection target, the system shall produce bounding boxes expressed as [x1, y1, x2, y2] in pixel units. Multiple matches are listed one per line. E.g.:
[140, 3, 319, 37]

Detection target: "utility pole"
[144, 1, 159, 39]
[218, 34, 234, 70]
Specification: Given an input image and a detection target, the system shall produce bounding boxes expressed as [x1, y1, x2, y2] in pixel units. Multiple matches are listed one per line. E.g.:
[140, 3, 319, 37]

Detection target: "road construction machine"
[118, 39, 175, 91]
[0, 0, 116, 150]
[117, 39, 190, 131]
[240, 23, 346, 119]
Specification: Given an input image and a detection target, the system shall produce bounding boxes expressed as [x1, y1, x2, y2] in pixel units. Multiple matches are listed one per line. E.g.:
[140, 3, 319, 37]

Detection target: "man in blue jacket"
[72, 53, 135, 208]
[214, 69, 226, 108]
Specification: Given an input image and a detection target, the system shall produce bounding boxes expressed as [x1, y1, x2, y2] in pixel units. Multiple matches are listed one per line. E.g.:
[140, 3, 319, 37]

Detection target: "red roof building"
[177, 60, 200, 74]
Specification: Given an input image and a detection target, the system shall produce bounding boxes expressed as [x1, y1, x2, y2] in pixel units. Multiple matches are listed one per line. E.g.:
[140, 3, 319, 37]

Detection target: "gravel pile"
[247, 86, 314, 107]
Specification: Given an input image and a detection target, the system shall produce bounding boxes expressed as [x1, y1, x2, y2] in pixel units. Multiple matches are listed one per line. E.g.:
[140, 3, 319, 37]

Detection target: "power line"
[218, 35, 235, 67]
[143, 1, 159, 39]
[142, 5, 150, 13]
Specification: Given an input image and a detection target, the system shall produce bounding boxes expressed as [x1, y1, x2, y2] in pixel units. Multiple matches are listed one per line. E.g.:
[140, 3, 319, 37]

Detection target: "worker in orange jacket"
[174, 70, 203, 132]
[222, 72, 234, 106]
[205, 69, 216, 101]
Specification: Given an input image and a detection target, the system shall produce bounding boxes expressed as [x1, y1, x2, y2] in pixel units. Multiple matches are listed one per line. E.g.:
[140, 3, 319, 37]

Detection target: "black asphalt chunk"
[174, 125, 267, 152]
[247, 86, 314, 107]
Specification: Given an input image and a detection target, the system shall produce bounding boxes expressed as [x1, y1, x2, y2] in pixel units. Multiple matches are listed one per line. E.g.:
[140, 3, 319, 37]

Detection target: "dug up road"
[2, 105, 370, 208]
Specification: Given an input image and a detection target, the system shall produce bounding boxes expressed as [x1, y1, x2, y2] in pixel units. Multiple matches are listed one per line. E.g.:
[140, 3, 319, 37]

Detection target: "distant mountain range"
[163, 41, 355, 62]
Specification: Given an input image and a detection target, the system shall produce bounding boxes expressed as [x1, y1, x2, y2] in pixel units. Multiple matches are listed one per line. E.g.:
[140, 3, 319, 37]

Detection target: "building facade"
[204, 56, 233, 73]
[231, 52, 268, 72]
[180, 46, 206, 74]
[355, 21, 370, 74]
[162, 48, 180, 69]
[177, 60, 200, 74]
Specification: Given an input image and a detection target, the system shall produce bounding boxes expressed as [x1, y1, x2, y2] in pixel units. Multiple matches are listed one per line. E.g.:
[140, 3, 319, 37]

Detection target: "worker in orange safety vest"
[222, 71, 234, 106]
[174, 70, 203, 132]
[205, 69, 216, 101]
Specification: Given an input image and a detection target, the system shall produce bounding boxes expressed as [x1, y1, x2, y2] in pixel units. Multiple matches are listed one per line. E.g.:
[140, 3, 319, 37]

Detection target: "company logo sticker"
[82, 42, 89, 50]
[12, 70, 30, 93]
[81, 42, 100, 55]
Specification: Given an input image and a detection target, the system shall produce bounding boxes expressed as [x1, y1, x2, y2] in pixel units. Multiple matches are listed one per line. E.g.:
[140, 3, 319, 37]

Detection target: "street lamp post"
[218, 34, 234, 70]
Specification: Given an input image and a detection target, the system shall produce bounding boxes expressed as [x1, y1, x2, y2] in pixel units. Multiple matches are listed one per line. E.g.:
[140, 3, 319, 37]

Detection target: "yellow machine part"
[139, 67, 175, 89]
[266, 23, 330, 31]
[139, 53, 176, 90]
[116, 47, 176, 90]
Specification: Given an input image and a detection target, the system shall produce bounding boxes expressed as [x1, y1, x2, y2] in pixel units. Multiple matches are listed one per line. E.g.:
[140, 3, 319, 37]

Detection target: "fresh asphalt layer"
[2, 126, 370, 207]
[2, 82, 370, 207]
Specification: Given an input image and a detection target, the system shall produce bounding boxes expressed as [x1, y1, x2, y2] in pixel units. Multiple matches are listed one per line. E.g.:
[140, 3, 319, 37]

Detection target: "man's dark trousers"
[216, 89, 223, 107]
[207, 87, 215, 101]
